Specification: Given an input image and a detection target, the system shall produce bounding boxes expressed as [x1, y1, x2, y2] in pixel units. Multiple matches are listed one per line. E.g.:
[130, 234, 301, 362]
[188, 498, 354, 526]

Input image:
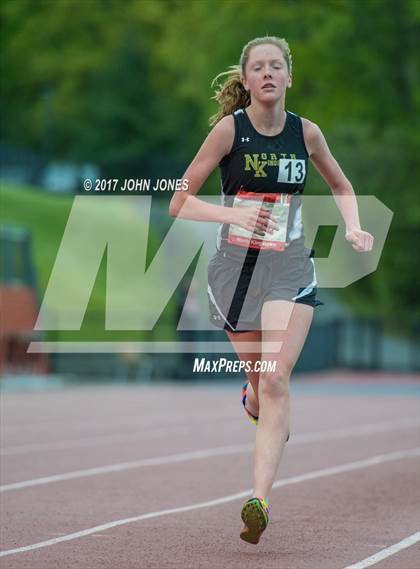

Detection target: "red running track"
[0, 371, 419, 569]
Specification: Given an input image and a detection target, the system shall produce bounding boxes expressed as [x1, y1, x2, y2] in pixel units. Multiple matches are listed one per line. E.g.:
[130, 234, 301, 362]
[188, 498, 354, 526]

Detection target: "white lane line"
[0, 447, 418, 557]
[1, 418, 418, 491]
[0, 427, 192, 455]
[0, 417, 244, 456]
[342, 531, 420, 568]
[0, 444, 253, 492]
[1, 410, 237, 433]
[1, 418, 177, 434]
[1, 416, 417, 457]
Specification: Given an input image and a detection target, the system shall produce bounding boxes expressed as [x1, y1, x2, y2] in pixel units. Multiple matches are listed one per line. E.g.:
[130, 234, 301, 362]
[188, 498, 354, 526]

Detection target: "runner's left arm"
[302, 118, 374, 253]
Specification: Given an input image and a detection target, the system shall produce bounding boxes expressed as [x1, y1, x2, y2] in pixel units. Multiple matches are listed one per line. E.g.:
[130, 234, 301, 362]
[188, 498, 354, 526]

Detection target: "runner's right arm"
[169, 116, 277, 233]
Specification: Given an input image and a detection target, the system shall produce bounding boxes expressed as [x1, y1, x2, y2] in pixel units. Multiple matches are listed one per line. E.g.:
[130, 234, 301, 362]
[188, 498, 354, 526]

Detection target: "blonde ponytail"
[209, 65, 250, 127]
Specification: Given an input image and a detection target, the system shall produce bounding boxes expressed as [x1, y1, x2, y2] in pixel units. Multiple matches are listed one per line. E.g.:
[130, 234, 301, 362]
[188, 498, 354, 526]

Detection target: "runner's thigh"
[260, 300, 314, 377]
[226, 330, 262, 389]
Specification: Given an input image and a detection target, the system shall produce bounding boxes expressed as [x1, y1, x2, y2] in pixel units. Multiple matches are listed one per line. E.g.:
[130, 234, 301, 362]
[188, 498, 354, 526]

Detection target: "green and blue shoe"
[240, 496, 270, 544]
[241, 381, 259, 425]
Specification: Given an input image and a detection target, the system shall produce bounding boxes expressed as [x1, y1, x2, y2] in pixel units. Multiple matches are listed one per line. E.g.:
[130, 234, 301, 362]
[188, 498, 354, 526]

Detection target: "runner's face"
[242, 44, 292, 102]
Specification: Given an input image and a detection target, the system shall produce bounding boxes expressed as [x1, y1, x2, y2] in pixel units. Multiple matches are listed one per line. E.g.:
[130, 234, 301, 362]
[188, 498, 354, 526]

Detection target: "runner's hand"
[345, 228, 374, 252]
[231, 205, 279, 234]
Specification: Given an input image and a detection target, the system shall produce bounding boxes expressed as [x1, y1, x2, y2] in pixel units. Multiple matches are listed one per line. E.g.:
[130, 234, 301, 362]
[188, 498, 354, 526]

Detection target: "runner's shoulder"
[300, 117, 323, 155]
[300, 116, 320, 134]
[210, 115, 235, 158]
[212, 114, 235, 137]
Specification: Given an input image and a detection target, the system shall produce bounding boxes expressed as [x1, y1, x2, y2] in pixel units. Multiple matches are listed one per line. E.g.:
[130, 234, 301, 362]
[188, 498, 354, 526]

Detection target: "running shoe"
[241, 381, 259, 425]
[240, 496, 270, 544]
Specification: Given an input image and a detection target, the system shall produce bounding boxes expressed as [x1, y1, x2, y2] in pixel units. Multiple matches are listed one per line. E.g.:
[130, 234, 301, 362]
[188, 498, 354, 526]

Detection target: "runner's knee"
[258, 368, 290, 398]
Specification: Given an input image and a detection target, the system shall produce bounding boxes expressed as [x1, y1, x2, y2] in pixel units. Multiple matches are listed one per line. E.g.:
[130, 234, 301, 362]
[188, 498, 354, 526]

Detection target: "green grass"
[0, 182, 176, 341]
[1, 183, 74, 292]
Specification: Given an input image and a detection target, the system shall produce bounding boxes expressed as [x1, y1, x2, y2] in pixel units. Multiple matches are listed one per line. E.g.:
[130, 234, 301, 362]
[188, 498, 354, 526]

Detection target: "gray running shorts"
[207, 245, 324, 332]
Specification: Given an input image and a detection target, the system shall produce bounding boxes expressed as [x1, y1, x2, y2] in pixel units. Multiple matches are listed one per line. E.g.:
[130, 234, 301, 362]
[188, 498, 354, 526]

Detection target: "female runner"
[169, 36, 374, 545]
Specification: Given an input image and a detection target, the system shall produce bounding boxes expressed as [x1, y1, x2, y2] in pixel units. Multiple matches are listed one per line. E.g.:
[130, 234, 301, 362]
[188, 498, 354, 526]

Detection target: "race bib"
[277, 159, 306, 184]
[228, 190, 291, 251]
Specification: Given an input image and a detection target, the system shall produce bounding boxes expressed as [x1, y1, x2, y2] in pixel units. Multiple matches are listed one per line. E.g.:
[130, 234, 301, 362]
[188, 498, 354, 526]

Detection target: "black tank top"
[217, 108, 308, 258]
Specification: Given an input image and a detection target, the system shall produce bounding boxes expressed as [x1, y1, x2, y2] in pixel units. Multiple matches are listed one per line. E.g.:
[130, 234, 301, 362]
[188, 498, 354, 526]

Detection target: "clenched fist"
[345, 228, 374, 252]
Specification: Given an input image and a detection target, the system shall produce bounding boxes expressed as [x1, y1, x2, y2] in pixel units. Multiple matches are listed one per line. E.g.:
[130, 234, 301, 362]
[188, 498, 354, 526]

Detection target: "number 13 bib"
[278, 158, 306, 184]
